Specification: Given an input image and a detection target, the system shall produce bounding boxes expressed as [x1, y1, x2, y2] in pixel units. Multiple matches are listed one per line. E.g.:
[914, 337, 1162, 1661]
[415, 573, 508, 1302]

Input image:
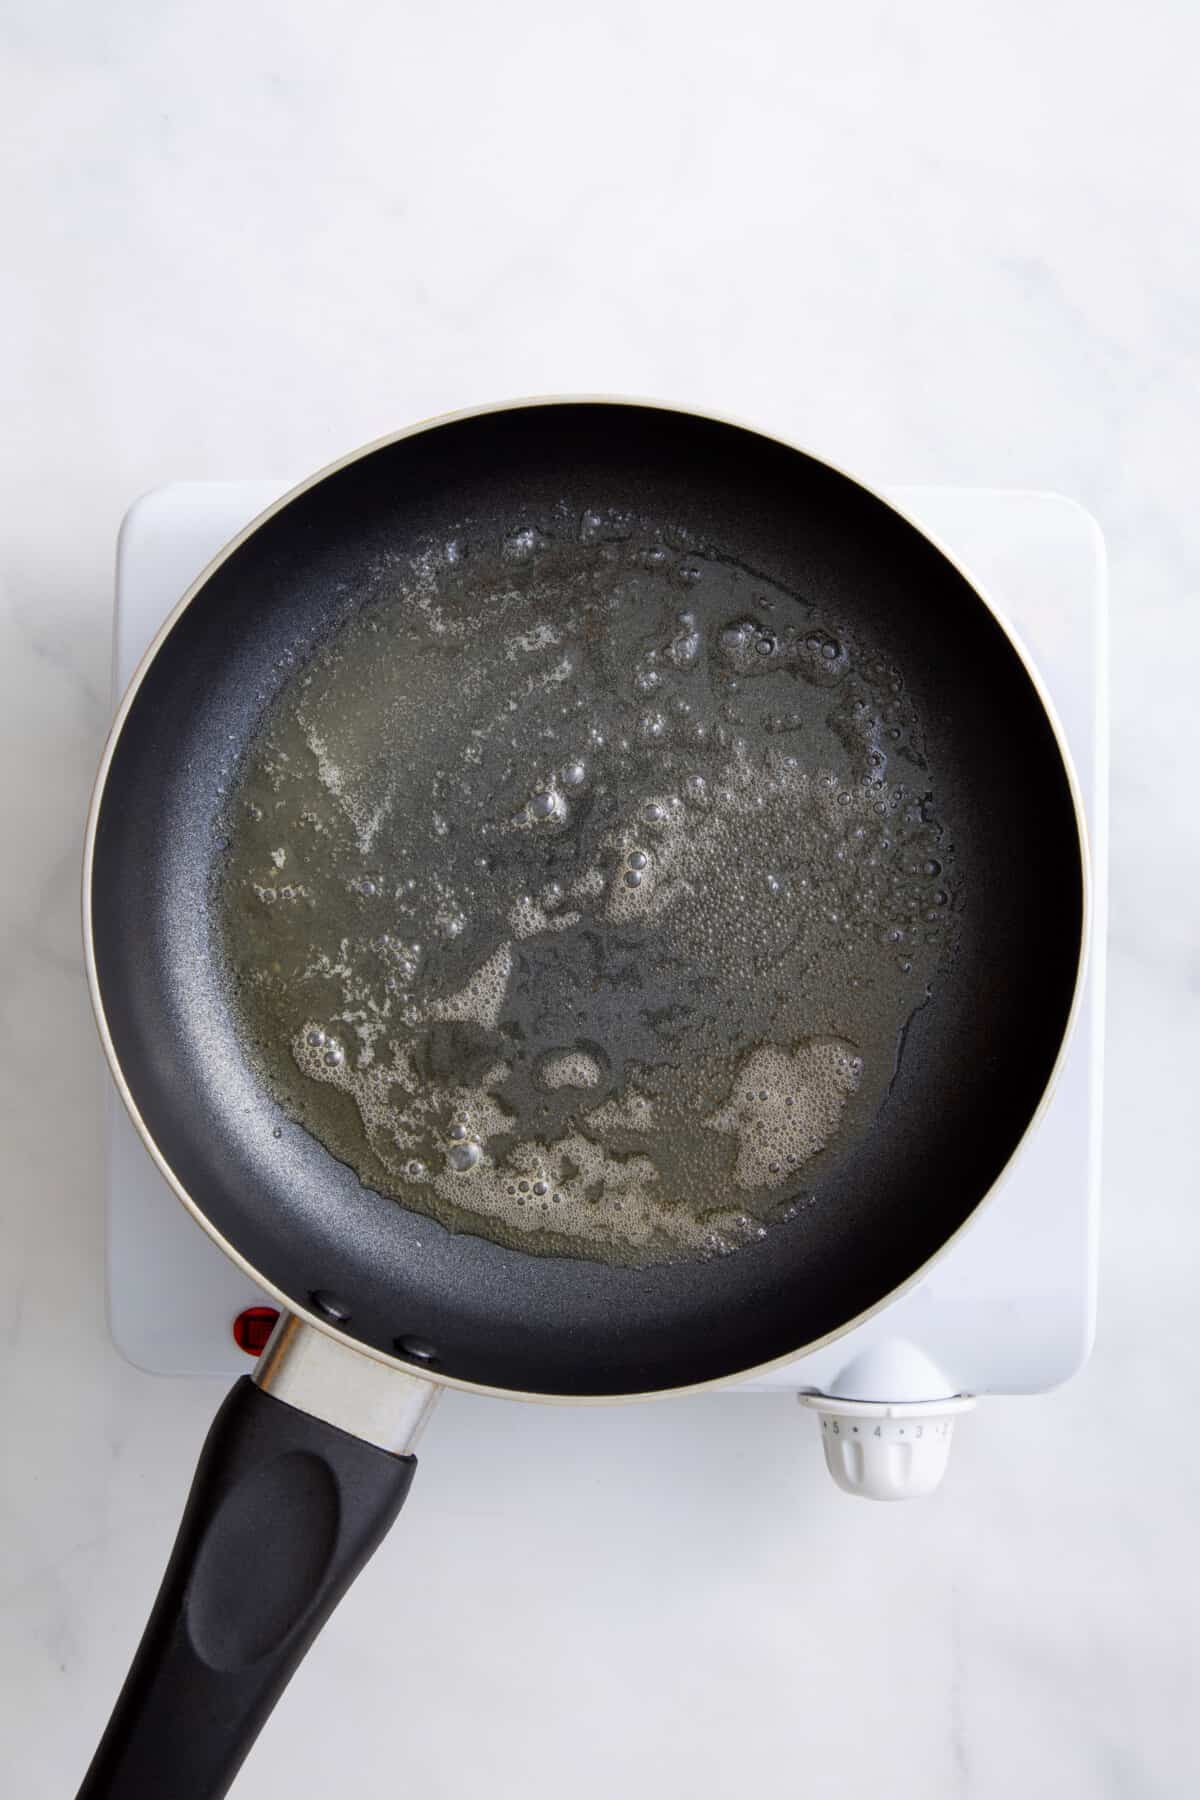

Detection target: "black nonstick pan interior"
[89, 403, 1084, 1396]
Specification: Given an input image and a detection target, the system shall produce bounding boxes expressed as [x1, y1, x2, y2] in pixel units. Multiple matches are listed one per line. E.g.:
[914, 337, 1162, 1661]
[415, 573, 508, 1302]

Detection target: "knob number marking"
[822, 1418, 951, 1439]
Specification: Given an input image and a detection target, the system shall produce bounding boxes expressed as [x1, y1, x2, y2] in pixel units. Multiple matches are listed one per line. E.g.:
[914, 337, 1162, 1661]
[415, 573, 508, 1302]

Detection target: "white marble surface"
[1, 4, 1196, 1796]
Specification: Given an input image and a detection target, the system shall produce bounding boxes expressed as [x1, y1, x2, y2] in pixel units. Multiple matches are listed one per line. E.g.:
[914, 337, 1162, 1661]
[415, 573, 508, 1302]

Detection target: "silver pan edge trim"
[81, 395, 1092, 1406]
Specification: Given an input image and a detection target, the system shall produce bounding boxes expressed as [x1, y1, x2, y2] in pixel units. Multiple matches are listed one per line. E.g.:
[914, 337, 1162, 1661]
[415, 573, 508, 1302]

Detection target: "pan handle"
[77, 1320, 438, 1800]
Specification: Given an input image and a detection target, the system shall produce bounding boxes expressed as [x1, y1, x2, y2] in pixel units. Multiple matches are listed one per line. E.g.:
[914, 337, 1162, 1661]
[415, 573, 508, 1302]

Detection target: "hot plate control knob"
[797, 1394, 976, 1500]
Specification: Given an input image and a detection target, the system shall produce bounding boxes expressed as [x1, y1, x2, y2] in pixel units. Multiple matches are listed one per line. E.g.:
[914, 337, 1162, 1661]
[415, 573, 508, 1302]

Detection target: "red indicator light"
[232, 1306, 280, 1356]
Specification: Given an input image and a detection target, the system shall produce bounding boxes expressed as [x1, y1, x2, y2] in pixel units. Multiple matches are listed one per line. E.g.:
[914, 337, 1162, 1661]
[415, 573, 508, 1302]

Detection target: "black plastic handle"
[77, 1376, 417, 1800]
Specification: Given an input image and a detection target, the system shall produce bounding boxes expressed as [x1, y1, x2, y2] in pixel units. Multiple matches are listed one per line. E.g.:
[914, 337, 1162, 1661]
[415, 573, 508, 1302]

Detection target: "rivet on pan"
[310, 1289, 352, 1324]
[394, 1336, 438, 1365]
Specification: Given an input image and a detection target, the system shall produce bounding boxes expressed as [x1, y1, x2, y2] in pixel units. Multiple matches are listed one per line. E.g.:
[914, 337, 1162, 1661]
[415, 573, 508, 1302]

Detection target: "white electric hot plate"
[105, 481, 1106, 1498]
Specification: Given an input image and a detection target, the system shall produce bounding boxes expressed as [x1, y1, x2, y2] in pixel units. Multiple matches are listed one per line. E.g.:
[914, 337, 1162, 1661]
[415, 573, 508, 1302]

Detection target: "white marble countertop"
[1, 4, 1197, 1796]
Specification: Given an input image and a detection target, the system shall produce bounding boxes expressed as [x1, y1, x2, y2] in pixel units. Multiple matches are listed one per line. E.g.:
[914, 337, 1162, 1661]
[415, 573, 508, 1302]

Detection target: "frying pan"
[79, 399, 1087, 1797]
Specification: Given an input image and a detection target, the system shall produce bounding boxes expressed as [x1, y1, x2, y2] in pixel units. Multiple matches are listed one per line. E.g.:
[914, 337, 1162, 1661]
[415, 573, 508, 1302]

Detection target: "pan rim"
[81, 394, 1092, 1405]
